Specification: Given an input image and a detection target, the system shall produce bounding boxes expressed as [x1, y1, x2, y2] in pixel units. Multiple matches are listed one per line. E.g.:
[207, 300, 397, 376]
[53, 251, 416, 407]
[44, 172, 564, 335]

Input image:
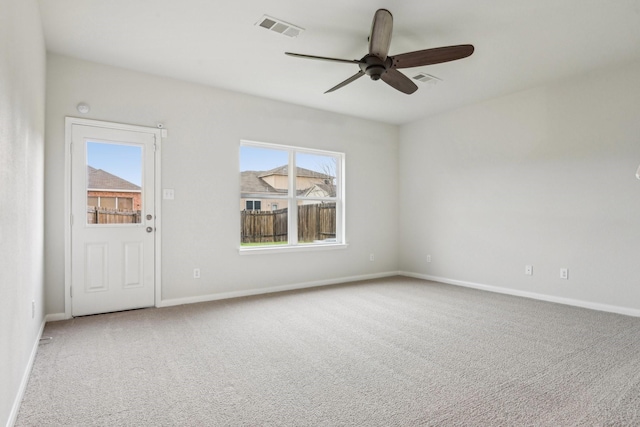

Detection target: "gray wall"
[0, 0, 46, 425]
[44, 54, 399, 315]
[43, 54, 640, 317]
[399, 59, 640, 313]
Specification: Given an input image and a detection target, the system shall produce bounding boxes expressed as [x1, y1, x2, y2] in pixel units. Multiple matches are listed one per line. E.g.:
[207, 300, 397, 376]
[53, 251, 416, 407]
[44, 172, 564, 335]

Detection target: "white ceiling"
[38, 0, 640, 125]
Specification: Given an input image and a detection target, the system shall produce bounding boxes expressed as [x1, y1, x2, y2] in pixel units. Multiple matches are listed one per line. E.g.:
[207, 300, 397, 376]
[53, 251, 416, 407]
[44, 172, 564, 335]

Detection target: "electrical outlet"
[427, 255, 431, 263]
[193, 268, 201, 279]
[560, 268, 569, 279]
[369, 254, 375, 262]
[525, 265, 533, 276]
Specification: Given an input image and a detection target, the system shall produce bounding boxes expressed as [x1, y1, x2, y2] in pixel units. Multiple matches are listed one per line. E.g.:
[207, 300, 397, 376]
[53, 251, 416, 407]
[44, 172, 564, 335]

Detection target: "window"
[245, 200, 261, 211]
[240, 141, 344, 249]
[117, 197, 133, 211]
[100, 197, 116, 209]
[86, 196, 135, 211]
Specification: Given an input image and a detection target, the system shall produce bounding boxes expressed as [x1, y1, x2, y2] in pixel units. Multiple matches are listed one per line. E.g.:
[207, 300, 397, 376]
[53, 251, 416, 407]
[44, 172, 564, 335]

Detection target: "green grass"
[240, 241, 287, 247]
[241, 240, 326, 247]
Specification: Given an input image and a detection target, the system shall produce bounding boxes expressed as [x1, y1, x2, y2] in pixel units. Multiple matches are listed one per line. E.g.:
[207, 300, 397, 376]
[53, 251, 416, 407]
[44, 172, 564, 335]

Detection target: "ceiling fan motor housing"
[359, 55, 392, 80]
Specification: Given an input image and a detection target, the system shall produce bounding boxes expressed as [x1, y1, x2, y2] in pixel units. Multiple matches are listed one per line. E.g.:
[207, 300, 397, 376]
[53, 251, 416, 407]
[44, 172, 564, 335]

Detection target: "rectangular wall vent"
[257, 15, 304, 38]
[412, 73, 442, 84]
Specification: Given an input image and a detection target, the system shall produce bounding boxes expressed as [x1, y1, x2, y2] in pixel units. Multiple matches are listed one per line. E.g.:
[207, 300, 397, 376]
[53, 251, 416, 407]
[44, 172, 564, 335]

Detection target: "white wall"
[399, 59, 640, 314]
[44, 54, 399, 314]
[0, 0, 46, 425]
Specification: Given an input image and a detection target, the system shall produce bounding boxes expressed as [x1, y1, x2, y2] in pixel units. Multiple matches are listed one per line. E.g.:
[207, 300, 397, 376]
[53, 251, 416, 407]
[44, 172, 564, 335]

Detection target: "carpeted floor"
[16, 277, 640, 426]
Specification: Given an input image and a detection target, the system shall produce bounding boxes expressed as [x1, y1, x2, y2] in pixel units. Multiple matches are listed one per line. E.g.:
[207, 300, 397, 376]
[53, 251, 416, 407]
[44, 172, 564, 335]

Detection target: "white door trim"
[64, 117, 163, 319]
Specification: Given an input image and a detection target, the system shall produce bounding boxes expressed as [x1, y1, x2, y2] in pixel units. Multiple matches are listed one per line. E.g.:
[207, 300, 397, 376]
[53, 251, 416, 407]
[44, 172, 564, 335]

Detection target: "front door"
[70, 123, 157, 316]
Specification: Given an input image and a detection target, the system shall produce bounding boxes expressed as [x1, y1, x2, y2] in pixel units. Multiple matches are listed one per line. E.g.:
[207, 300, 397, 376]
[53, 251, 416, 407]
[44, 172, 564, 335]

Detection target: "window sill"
[239, 242, 349, 255]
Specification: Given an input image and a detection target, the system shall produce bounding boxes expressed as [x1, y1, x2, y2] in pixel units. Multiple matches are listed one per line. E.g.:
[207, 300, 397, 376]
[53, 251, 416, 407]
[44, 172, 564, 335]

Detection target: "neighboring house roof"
[87, 166, 141, 191]
[241, 165, 336, 197]
[259, 166, 333, 180]
[240, 170, 284, 195]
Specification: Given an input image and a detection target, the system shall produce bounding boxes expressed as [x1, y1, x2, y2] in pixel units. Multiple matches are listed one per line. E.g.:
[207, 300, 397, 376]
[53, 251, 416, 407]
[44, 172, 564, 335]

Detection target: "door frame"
[64, 117, 163, 319]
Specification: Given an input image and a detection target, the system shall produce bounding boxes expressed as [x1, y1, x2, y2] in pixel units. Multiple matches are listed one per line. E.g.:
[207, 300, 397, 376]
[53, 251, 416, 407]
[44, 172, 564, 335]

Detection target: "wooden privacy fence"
[298, 203, 336, 242]
[241, 208, 288, 244]
[87, 207, 141, 224]
[241, 203, 336, 244]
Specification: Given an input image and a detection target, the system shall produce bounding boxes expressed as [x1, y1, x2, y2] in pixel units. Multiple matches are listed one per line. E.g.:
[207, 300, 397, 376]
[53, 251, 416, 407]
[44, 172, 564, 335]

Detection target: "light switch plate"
[163, 189, 174, 200]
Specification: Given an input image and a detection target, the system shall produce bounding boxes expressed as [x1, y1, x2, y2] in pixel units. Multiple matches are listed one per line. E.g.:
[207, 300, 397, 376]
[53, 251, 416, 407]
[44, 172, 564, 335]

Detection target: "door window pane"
[86, 141, 142, 224]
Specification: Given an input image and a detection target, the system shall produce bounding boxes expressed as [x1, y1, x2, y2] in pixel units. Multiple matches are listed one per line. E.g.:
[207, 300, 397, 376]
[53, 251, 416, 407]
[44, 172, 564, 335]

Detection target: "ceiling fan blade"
[368, 9, 393, 60]
[285, 52, 360, 65]
[392, 44, 474, 69]
[325, 71, 365, 93]
[381, 68, 418, 94]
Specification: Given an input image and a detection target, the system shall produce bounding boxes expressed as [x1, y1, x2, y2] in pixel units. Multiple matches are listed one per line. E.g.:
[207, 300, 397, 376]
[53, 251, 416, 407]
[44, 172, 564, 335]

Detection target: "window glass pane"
[296, 152, 337, 199]
[86, 141, 142, 224]
[240, 145, 289, 246]
[297, 200, 337, 244]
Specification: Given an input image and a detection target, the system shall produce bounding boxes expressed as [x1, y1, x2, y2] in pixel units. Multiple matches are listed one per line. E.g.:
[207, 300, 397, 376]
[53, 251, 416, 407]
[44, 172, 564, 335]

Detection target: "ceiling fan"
[285, 9, 474, 95]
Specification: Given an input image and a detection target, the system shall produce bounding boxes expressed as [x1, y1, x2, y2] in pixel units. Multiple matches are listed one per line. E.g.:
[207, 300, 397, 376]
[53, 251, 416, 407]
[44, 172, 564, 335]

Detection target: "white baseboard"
[45, 313, 67, 322]
[158, 271, 400, 308]
[6, 318, 46, 427]
[399, 271, 640, 318]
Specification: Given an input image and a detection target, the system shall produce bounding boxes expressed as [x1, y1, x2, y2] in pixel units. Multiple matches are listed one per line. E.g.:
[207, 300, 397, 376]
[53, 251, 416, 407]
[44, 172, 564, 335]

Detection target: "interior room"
[2, 0, 640, 425]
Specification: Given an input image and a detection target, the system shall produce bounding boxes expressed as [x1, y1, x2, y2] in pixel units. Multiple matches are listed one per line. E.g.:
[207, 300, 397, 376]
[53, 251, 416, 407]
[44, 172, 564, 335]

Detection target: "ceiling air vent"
[412, 73, 442, 84]
[257, 15, 304, 38]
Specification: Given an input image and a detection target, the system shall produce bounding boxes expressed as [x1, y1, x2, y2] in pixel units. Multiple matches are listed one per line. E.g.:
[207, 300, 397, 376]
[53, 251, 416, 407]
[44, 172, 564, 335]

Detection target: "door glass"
[86, 141, 143, 225]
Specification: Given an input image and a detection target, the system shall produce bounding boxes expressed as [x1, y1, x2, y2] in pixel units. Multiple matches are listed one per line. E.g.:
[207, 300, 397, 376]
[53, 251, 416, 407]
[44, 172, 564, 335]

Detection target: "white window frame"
[239, 140, 347, 254]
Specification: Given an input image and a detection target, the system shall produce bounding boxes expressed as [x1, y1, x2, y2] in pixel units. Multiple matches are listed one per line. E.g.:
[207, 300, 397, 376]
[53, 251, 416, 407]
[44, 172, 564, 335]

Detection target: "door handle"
[146, 227, 153, 233]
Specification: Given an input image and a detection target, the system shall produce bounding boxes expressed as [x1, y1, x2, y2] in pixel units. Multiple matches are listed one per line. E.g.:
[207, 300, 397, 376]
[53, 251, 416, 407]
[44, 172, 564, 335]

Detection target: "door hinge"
[70, 286, 73, 298]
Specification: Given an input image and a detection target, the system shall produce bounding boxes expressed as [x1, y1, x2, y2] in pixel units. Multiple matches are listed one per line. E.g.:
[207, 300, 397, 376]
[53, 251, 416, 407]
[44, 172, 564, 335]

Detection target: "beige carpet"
[16, 277, 640, 426]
